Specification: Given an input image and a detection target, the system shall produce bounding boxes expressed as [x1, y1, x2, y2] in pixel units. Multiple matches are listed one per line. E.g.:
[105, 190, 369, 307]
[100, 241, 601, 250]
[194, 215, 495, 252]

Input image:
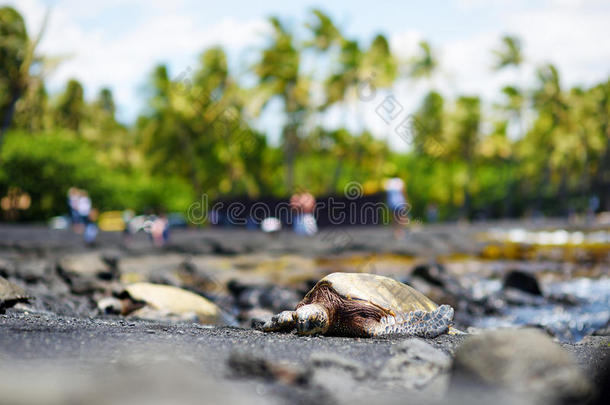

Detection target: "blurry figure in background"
[261, 217, 282, 237]
[384, 177, 409, 239]
[1, 187, 31, 221]
[84, 207, 99, 245]
[76, 190, 98, 245]
[290, 191, 318, 236]
[587, 195, 600, 226]
[121, 209, 135, 244]
[151, 213, 169, 247]
[426, 202, 439, 223]
[77, 190, 92, 226]
[67, 187, 83, 232]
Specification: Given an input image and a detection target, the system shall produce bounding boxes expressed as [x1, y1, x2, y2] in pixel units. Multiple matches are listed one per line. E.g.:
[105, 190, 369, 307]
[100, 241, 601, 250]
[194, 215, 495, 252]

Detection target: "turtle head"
[295, 304, 329, 335]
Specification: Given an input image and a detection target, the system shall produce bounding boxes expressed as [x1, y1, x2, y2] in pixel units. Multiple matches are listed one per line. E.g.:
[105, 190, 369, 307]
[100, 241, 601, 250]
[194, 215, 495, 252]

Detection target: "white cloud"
[5, 0, 270, 121]
[3, 0, 609, 138]
[386, 0, 610, 135]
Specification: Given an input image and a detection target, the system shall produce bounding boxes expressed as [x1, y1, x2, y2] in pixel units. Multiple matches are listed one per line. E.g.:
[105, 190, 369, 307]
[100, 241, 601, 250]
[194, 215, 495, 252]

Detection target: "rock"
[227, 280, 300, 313]
[226, 351, 335, 405]
[411, 262, 446, 287]
[307, 353, 371, 401]
[381, 338, 451, 391]
[227, 351, 309, 385]
[451, 328, 592, 403]
[0, 257, 16, 277]
[16, 260, 50, 283]
[502, 288, 546, 306]
[502, 270, 542, 296]
[123, 283, 223, 324]
[389, 338, 452, 368]
[309, 353, 368, 381]
[0, 276, 30, 313]
[130, 306, 199, 323]
[97, 296, 124, 315]
[58, 253, 109, 277]
[56, 254, 116, 295]
[591, 318, 610, 337]
[589, 355, 610, 405]
[240, 307, 274, 328]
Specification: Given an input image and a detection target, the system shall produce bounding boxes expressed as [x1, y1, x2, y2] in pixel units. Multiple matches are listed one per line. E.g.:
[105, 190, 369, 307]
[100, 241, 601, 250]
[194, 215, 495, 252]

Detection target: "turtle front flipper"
[261, 310, 297, 332]
[366, 305, 454, 338]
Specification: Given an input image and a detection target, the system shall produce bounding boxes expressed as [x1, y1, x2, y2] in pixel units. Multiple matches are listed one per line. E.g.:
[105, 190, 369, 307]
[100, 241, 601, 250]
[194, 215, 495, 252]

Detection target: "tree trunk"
[283, 123, 297, 192]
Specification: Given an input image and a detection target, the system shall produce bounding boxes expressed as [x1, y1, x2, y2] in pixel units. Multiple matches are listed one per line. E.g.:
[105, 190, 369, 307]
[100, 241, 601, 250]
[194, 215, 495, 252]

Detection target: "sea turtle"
[261, 272, 454, 337]
[0, 276, 30, 314]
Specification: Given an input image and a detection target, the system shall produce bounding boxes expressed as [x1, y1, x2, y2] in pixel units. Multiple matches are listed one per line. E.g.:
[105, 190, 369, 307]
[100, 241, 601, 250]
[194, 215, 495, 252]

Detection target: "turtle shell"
[314, 272, 438, 315]
[0, 276, 30, 304]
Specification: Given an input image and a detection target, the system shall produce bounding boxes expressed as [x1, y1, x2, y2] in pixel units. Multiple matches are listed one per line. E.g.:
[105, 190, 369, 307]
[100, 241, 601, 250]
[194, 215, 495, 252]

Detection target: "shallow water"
[472, 277, 610, 342]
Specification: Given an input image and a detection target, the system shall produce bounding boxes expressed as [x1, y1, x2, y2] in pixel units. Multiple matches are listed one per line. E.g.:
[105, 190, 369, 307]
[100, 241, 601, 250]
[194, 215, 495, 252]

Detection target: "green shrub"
[0, 130, 193, 220]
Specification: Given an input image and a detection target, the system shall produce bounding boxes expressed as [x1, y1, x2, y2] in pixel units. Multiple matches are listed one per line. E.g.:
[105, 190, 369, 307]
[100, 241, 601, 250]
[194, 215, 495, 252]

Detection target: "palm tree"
[410, 41, 438, 82]
[55, 79, 85, 133]
[493, 35, 525, 136]
[254, 17, 309, 191]
[0, 7, 50, 142]
[493, 35, 523, 71]
[492, 35, 525, 217]
[307, 11, 398, 190]
[449, 96, 481, 218]
[305, 9, 341, 52]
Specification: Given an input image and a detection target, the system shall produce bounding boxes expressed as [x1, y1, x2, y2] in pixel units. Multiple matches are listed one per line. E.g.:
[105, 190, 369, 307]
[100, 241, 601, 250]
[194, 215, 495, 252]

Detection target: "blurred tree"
[361, 34, 397, 88]
[491, 35, 525, 217]
[0, 7, 51, 141]
[413, 90, 445, 157]
[447, 96, 481, 217]
[1, 9, 609, 222]
[493, 35, 523, 71]
[410, 41, 438, 82]
[590, 80, 610, 210]
[305, 9, 342, 51]
[306, 11, 397, 190]
[55, 79, 85, 133]
[11, 78, 48, 132]
[0, 7, 28, 139]
[254, 17, 309, 191]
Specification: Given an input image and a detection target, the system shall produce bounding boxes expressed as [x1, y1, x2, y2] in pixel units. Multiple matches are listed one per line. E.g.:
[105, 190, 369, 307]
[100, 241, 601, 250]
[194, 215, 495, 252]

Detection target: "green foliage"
[410, 41, 437, 80]
[55, 79, 85, 133]
[0, 6, 28, 134]
[493, 35, 523, 71]
[0, 7, 609, 222]
[0, 130, 192, 219]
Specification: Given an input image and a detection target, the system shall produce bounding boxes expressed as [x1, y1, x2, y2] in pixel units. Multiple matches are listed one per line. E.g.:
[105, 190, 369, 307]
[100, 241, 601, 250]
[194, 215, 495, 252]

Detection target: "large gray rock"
[451, 328, 591, 403]
[381, 338, 451, 392]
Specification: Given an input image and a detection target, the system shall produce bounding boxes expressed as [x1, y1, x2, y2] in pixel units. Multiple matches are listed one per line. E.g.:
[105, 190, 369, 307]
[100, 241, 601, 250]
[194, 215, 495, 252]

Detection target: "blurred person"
[426, 202, 439, 223]
[84, 207, 99, 245]
[77, 190, 92, 226]
[151, 213, 170, 247]
[290, 191, 318, 236]
[121, 209, 135, 244]
[67, 187, 83, 232]
[384, 177, 409, 239]
[587, 195, 600, 226]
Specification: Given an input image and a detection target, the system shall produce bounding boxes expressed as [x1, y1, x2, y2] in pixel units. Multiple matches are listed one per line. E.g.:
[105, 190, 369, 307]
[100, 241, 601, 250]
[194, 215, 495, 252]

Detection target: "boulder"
[451, 328, 591, 403]
[502, 270, 542, 296]
[123, 282, 222, 324]
[381, 338, 451, 391]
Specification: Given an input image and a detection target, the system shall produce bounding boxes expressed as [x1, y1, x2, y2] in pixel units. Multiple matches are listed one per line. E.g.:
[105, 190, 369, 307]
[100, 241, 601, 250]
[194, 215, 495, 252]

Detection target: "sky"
[4, 0, 610, 149]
